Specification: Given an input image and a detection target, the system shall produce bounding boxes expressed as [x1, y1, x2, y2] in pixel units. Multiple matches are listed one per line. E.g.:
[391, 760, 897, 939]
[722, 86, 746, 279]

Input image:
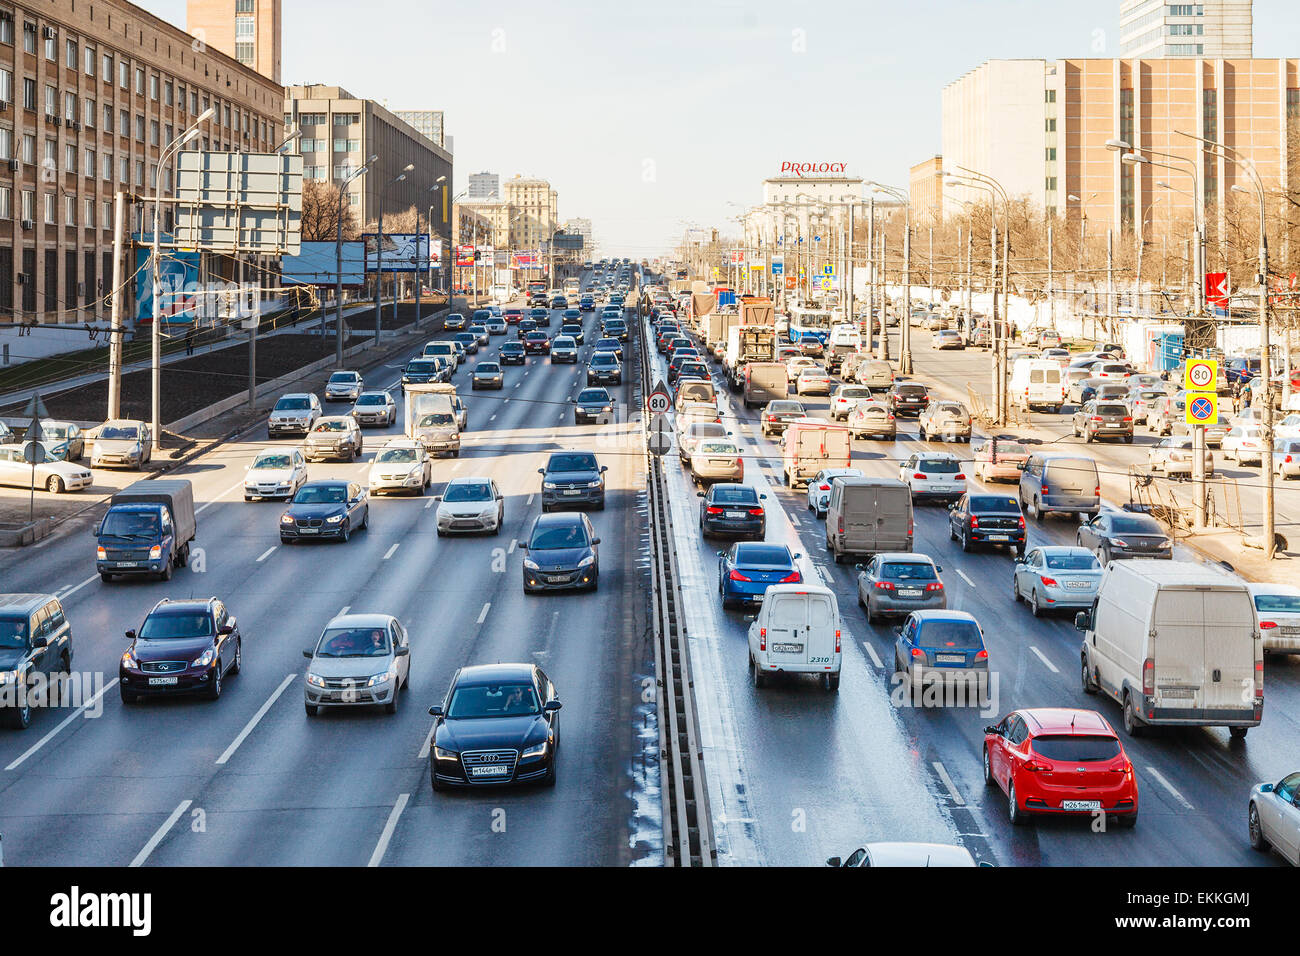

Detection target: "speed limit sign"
[647, 379, 671, 415]
[1184, 359, 1217, 391]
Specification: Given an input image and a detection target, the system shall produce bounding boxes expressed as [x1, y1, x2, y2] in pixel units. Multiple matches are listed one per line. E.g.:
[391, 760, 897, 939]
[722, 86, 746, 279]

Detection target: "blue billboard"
[134, 248, 200, 324]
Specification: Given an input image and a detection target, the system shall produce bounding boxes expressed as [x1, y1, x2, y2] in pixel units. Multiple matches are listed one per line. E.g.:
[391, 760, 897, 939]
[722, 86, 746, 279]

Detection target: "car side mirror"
[759, 494, 767, 500]
[544, 699, 562, 713]
[1075, 610, 1093, 631]
[743, 614, 758, 623]
[537, 468, 545, 475]
[893, 626, 903, 636]
[31, 634, 48, 649]
[935, 566, 942, 573]
[591, 538, 601, 546]
[984, 725, 1002, 736]
[697, 491, 705, 498]
[428, 704, 444, 717]
[394, 646, 409, 657]
[218, 624, 234, 635]
[1016, 462, 1026, 470]
[302, 649, 314, 658]
[433, 495, 442, 501]
[947, 503, 956, 511]
[1259, 783, 1274, 794]
[125, 629, 137, 640]
[600, 465, 608, 472]
[825, 856, 843, 868]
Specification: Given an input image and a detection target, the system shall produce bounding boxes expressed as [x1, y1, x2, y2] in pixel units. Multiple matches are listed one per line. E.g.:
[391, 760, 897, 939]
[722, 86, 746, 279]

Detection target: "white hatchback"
[806, 467, 864, 517]
[898, 452, 967, 503]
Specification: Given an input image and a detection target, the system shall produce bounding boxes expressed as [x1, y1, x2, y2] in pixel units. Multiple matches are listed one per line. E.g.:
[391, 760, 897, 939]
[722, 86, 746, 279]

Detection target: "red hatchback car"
[983, 707, 1138, 828]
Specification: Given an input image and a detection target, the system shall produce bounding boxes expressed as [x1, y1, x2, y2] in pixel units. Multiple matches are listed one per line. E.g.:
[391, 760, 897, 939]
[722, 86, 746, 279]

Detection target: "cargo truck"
[404, 383, 464, 457]
[95, 478, 196, 582]
[726, 325, 778, 390]
[706, 310, 740, 355]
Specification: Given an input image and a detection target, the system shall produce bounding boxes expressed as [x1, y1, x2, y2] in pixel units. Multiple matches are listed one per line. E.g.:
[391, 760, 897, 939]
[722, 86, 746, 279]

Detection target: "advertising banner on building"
[134, 248, 200, 323]
[282, 241, 367, 286]
[456, 245, 476, 267]
[1205, 272, 1229, 310]
[362, 233, 429, 272]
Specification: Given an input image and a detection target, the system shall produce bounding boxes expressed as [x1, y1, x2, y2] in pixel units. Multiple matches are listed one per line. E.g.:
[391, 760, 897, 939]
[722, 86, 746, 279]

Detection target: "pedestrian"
[1232, 382, 1243, 415]
[185, 324, 196, 356]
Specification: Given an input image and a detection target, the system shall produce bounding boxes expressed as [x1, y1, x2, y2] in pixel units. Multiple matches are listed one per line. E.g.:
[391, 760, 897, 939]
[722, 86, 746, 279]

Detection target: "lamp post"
[374, 163, 414, 344]
[150, 106, 214, 452]
[335, 155, 376, 367]
[866, 181, 913, 373]
[414, 176, 445, 327]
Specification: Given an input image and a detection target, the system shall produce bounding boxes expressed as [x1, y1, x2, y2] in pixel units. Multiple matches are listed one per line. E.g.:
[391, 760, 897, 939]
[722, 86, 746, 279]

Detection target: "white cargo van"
[748, 584, 842, 692]
[1076, 561, 1262, 738]
[1010, 359, 1066, 413]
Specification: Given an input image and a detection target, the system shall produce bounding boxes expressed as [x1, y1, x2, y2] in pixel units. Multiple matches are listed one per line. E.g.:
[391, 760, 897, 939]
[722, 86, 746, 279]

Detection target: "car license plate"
[562, 489, 581, 496]
[1064, 580, 1091, 589]
[935, 654, 965, 664]
[726, 510, 746, 518]
[1159, 686, 1197, 699]
[470, 765, 509, 777]
[301, 527, 318, 534]
[148, 676, 178, 686]
[987, 534, 1008, 542]
[1062, 800, 1101, 812]
[1282, 627, 1300, 637]
[547, 575, 569, 583]
[898, 589, 923, 598]
[772, 642, 803, 654]
[116, 561, 139, 568]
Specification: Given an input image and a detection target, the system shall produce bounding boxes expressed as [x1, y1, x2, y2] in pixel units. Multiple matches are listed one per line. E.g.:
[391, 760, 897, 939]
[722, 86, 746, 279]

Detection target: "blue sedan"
[717, 543, 802, 609]
[1012, 546, 1103, 617]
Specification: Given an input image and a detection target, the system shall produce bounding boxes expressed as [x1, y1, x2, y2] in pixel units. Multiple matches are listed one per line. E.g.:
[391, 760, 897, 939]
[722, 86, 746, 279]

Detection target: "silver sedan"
[1248, 772, 1300, 865]
[856, 553, 947, 624]
[1012, 546, 1102, 617]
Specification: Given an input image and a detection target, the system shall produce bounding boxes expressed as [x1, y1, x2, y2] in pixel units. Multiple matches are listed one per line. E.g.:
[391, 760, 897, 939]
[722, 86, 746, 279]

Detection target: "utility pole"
[990, 223, 1001, 422]
[966, 225, 973, 333]
[1047, 225, 1055, 330]
[1106, 229, 1114, 341]
[928, 226, 934, 306]
[107, 191, 127, 421]
[1259, 200, 1275, 558]
[900, 220, 913, 374]
[878, 232, 889, 362]
[846, 203, 855, 324]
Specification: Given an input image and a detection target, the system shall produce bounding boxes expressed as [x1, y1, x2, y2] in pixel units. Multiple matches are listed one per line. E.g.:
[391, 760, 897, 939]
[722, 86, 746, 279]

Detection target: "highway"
[0, 270, 656, 866]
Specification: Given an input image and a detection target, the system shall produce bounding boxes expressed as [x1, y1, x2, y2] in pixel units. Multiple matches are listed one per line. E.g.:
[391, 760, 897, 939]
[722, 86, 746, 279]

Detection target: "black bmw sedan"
[280, 480, 369, 543]
[428, 663, 562, 790]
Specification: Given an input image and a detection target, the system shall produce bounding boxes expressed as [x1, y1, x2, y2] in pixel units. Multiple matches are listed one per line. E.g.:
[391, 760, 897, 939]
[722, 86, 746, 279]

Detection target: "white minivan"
[1010, 359, 1066, 413]
[748, 584, 842, 692]
[1076, 560, 1262, 738]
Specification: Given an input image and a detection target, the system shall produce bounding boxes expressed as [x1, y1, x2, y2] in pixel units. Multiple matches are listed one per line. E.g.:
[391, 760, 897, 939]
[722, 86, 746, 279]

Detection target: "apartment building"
[1119, 0, 1252, 58]
[909, 155, 944, 226]
[0, 0, 285, 325]
[186, 0, 280, 83]
[467, 170, 497, 200]
[501, 174, 557, 254]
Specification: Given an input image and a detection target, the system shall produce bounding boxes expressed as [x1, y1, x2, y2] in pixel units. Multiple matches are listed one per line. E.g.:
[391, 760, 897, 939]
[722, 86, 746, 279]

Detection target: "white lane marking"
[490, 414, 497, 421]
[504, 398, 510, 404]
[367, 792, 410, 867]
[508, 538, 517, 554]
[558, 412, 565, 422]
[514, 382, 521, 389]
[256, 546, 276, 563]
[1029, 645, 1060, 673]
[215, 673, 297, 765]
[418, 727, 434, 760]
[477, 602, 491, 624]
[860, 640, 883, 669]
[130, 799, 193, 867]
[526, 493, 534, 506]
[932, 761, 966, 806]
[956, 569, 976, 587]
[424, 497, 435, 509]
[1146, 765, 1195, 810]
[196, 480, 245, 515]
[57, 573, 99, 602]
[383, 543, 400, 560]
[5, 677, 120, 771]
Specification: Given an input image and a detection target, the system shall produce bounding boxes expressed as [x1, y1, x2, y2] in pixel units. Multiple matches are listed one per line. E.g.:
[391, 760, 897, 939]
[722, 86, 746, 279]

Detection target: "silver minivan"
[825, 476, 913, 563]
[1018, 454, 1101, 522]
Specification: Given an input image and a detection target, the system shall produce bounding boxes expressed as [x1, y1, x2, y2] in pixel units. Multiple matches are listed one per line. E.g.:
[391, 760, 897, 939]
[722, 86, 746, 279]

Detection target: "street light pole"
[374, 163, 414, 345]
[336, 156, 376, 367]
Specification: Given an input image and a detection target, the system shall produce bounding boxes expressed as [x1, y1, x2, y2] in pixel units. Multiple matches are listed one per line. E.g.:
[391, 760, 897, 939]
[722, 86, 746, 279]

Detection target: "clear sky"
[135, 0, 1298, 259]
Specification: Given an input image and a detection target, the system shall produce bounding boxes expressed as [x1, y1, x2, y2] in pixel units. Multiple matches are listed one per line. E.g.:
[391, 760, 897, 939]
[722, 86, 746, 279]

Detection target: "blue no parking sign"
[1186, 392, 1217, 425]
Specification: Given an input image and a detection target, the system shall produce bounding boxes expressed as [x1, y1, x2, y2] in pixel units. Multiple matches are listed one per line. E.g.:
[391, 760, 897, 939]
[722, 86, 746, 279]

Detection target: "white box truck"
[781, 418, 851, 488]
[1076, 560, 1263, 737]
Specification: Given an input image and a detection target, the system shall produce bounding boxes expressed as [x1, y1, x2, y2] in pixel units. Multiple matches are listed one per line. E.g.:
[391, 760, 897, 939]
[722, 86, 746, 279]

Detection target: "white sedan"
[0, 444, 93, 493]
[1221, 424, 1268, 466]
[1247, 582, 1300, 654]
[368, 440, 432, 496]
[244, 448, 308, 501]
[806, 468, 863, 516]
[1249, 772, 1300, 865]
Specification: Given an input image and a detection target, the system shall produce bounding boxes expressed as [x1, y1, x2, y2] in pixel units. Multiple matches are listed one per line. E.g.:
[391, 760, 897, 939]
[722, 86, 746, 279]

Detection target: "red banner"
[456, 244, 475, 267]
[1205, 272, 1229, 309]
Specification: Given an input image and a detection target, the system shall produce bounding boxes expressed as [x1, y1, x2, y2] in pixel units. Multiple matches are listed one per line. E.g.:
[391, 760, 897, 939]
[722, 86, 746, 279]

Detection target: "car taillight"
[908, 518, 913, 537]
[1018, 516, 1026, 529]
[1040, 576, 1058, 587]
[1091, 416, 1103, 422]
[1041, 485, 1050, 495]
[1287, 455, 1293, 464]
[1122, 416, 1133, 422]
[1023, 759, 1050, 772]
[970, 516, 979, 528]
[819, 483, 830, 491]
[780, 570, 802, 583]
[955, 474, 965, 480]
[706, 506, 724, 514]
[747, 507, 764, 516]
[913, 473, 927, 480]
[975, 648, 988, 659]
[759, 627, 767, 651]
[1255, 659, 1264, 702]
[874, 581, 895, 590]
[1142, 658, 1155, 696]
[729, 569, 752, 582]
[1094, 486, 1101, 496]
[925, 582, 944, 591]
[835, 629, 841, 654]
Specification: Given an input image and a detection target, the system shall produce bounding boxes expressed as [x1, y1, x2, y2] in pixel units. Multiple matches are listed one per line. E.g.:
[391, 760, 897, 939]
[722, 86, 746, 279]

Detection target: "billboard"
[134, 248, 199, 324]
[174, 150, 302, 255]
[363, 233, 430, 273]
[282, 241, 367, 286]
[552, 233, 584, 251]
[456, 244, 475, 267]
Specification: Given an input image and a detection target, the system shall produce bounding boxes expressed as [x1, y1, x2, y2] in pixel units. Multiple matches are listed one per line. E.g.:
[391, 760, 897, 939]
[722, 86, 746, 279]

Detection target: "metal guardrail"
[635, 280, 715, 867]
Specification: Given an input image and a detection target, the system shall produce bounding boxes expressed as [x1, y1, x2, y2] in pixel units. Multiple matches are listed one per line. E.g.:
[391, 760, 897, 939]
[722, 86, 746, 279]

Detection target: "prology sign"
[780, 162, 848, 177]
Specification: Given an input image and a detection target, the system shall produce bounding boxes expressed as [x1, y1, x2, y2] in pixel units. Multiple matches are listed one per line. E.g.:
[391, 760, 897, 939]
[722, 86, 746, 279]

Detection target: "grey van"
[0, 593, 74, 729]
[1018, 454, 1101, 522]
[825, 476, 913, 563]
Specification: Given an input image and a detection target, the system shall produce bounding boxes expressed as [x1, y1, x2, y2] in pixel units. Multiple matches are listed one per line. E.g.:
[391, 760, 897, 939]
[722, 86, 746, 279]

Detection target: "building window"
[118, 110, 128, 135]
[44, 32, 55, 61]
[119, 60, 129, 89]
[333, 164, 356, 179]
[150, 120, 159, 146]
[0, 129, 9, 160]
[1287, 88, 1299, 121]
[224, 104, 231, 127]
[0, 17, 12, 45]
[190, 90, 199, 114]
[0, 68, 10, 104]
[103, 199, 112, 229]
[44, 85, 56, 116]
[1046, 147, 1057, 161]
[22, 77, 34, 110]
[65, 37, 76, 68]
[85, 44, 95, 76]
[333, 138, 360, 152]
[84, 198, 94, 228]
[64, 193, 75, 225]
[333, 113, 359, 126]
[236, 0, 255, 11]
[135, 68, 144, 95]
[0, 186, 9, 219]
[304, 165, 326, 180]
[235, 16, 255, 38]
[300, 112, 326, 126]
[103, 152, 112, 180]
[235, 42, 254, 63]
[104, 104, 112, 129]
[21, 188, 33, 222]
[44, 139, 55, 166]
[102, 53, 112, 82]
[21, 134, 34, 164]
[1045, 89, 1056, 103]
[23, 22, 35, 55]
[165, 124, 173, 144]
[84, 148, 95, 177]
[64, 143, 74, 170]
[164, 80, 173, 106]
[120, 156, 129, 182]
[84, 98, 95, 127]
[1203, 88, 1218, 205]
[1045, 117, 1056, 132]
[64, 91, 76, 122]
[1120, 88, 1135, 228]
[44, 192, 55, 225]
[135, 115, 145, 140]
[135, 160, 144, 187]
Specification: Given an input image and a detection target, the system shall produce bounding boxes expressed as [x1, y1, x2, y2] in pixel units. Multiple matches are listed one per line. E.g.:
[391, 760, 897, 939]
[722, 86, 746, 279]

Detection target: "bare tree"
[362, 206, 420, 236]
[300, 181, 358, 242]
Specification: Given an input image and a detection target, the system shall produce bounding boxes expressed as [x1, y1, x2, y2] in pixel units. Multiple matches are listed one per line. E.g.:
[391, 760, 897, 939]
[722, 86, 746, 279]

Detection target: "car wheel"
[1229, 726, 1248, 740]
[750, 653, 766, 689]
[983, 745, 996, 788]
[361, 508, 369, 531]
[949, 520, 957, 542]
[1029, 588, 1042, 618]
[1012, 577, 1021, 602]
[100, 572, 114, 583]
[1122, 692, 1143, 737]
[230, 638, 242, 675]
[385, 687, 399, 714]
[340, 522, 350, 543]
[206, 665, 222, 701]
[1248, 802, 1267, 850]
[120, 688, 137, 706]
[1082, 656, 1098, 694]
[961, 529, 972, 553]
[824, 672, 839, 693]
[1008, 780, 1026, 826]
[1099, 546, 1111, 566]
[159, 555, 172, 581]
[1034, 497, 1045, 523]
[46, 475, 64, 494]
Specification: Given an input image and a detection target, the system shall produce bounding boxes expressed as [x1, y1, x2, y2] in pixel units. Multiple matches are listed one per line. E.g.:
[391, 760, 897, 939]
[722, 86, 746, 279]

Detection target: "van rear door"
[1153, 588, 1256, 717]
[876, 485, 912, 550]
[804, 593, 837, 666]
[841, 485, 877, 551]
[766, 593, 807, 658]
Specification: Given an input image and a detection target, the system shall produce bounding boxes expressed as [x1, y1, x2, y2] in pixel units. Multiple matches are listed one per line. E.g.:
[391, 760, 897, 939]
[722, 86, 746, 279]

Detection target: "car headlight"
[602, 406, 612, 412]
[325, 514, 345, 524]
[280, 514, 294, 524]
[543, 481, 558, 490]
[433, 747, 458, 760]
[521, 740, 549, 759]
[149, 545, 162, 559]
[577, 555, 595, 568]
[523, 558, 539, 570]
[121, 651, 137, 669]
[193, 648, 216, 668]
[306, 673, 326, 688]
[587, 479, 602, 488]
[97, 546, 107, 560]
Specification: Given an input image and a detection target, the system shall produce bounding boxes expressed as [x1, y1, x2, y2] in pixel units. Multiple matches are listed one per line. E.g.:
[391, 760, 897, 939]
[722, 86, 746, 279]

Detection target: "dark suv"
[587, 351, 622, 385]
[0, 593, 74, 729]
[947, 493, 1026, 557]
[119, 597, 242, 703]
[1072, 401, 1134, 443]
[539, 451, 607, 511]
[887, 381, 931, 417]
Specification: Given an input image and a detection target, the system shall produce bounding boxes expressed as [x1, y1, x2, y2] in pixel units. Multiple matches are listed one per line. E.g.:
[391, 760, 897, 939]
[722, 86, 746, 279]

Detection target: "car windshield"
[969, 496, 1019, 512]
[735, 545, 790, 565]
[897, 385, 927, 396]
[503, 343, 523, 351]
[593, 355, 618, 367]
[418, 413, 455, 427]
[1044, 553, 1102, 571]
[1095, 404, 1128, 415]
[444, 482, 491, 502]
[477, 363, 501, 373]
[918, 459, 961, 473]
[529, 523, 589, 549]
[100, 511, 159, 537]
[881, 563, 937, 581]
[294, 485, 347, 504]
[313, 420, 348, 432]
[1110, 516, 1162, 534]
[406, 362, 437, 373]
[376, 448, 417, 464]
[253, 454, 292, 469]
[315, 626, 391, 658]
[934, 403, 967, 416]
[0, 615, 28, 648]
[447, 682, 541, 718]
[139, 611, 213, 640]
[710, 487, 757, 505]
[275, 396, 310, 410]
[1031, 735, 1122, 762]
[328, 373, 356, 384]
[578, 390, 610, 403]
[839, 387, 872, 398]
[356, 394, 386, 405]
[549, 454, 597, 472]
[1254, 593, 1300, 612]
[44, 425, 73, 438]
[100, 425, 140, 440]
[699, 442, 738, 454]
[917, 621, 982, 649]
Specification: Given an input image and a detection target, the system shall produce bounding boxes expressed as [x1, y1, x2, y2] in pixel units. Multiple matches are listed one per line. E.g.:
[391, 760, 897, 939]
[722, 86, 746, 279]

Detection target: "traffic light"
[473, 250, 481, 261]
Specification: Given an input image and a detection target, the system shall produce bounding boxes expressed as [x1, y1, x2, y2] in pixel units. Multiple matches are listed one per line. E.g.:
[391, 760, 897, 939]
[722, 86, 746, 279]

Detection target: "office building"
[394, 109, 444, 148]
[563, 217, 593, 253]
[502, 174, 557, 252]
[186, 0, 281, 83]
[909, 156, 944, 226]
[1119, 0, 1252, 58]
[467, 170, 498, 200]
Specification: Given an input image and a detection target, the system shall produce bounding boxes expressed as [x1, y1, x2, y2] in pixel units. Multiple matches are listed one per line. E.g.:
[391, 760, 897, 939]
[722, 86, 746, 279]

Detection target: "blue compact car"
[717, 542, 802, 609]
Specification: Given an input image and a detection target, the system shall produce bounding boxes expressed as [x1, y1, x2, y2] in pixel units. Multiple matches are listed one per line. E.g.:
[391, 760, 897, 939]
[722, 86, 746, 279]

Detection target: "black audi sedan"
[280, 480, 369, 543]
[428, 663, 561, 790]
[699, 483, 767, 539]
[119, 597, 241, 703]
[948, 493, 1026, 556]
[521, 512, 600, 593]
